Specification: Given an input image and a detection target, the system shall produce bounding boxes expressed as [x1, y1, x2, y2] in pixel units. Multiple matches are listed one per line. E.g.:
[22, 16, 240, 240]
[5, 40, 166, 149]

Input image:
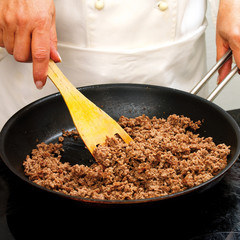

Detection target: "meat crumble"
[23, 114, 230, 200]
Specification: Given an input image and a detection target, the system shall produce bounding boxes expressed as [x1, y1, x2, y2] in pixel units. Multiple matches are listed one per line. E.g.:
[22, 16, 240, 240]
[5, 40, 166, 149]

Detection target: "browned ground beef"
[23, 114, 230, 200]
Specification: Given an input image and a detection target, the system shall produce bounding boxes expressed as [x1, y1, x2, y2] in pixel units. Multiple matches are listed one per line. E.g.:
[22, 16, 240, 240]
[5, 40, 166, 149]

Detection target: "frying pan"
[0, 83, 240, 205]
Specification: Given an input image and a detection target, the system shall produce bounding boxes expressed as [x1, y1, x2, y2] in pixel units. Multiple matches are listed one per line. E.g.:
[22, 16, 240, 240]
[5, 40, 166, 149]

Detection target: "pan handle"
[190, 49, 238, 102]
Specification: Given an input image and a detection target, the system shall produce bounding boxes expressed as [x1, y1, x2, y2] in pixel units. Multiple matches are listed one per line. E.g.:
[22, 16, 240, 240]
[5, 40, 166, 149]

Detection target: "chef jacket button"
[95, 0, 104, 10]
[158, 1, 168, 11]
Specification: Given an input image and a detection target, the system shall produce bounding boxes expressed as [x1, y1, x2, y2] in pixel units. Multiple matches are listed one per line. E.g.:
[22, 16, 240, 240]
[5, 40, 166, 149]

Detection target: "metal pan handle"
[190, 49, 238, 102]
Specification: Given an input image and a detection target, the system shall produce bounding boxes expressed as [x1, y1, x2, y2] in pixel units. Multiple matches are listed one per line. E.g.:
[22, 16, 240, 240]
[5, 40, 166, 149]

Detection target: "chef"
[0, 0, 239, 129]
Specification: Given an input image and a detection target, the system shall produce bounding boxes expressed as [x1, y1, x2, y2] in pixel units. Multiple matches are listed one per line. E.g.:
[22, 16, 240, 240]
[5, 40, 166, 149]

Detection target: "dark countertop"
[1, 109, 240, 240]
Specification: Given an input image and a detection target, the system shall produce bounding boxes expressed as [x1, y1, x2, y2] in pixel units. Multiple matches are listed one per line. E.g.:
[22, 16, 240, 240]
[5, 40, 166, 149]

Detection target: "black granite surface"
[0, 109, 240, 240]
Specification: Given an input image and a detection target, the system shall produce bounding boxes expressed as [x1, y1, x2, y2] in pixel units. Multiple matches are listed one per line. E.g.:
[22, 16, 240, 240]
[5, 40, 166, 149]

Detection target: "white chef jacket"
[0, 0, 218, 129]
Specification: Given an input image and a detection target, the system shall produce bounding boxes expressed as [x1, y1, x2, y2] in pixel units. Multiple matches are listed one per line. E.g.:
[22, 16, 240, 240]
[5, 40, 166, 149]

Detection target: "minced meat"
[23, 114, 230, 200]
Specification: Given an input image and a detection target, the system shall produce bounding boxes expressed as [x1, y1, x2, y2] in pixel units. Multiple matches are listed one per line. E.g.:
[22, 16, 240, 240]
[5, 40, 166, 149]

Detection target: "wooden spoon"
[47, 59, 133, 155]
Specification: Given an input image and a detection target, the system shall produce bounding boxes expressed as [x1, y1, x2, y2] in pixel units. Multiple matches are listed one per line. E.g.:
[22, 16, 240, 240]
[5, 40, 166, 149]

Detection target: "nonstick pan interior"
[0, 84, 240, 204]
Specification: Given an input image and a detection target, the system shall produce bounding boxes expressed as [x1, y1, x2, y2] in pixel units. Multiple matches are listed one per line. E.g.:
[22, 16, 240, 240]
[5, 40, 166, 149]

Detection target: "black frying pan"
[0, 84, 240, 205]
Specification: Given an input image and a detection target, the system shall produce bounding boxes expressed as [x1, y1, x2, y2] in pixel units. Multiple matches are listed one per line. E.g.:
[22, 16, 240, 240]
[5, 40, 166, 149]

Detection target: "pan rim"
[0, 83, 240, 205]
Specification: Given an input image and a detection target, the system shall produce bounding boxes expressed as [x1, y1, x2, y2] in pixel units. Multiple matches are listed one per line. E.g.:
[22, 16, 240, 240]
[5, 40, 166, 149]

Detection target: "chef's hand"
[0, 0, 61, 89]
[216, 0, 240, 84]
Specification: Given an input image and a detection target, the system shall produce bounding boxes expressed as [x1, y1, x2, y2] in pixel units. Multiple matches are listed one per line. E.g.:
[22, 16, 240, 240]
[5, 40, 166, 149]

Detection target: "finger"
[217, 58, 232, 84]
[2, 27, 15, 54]
[232, 48, 240, 71]
[13, 27, 31, 62]
[0, 28, 3, 47]
[31, 26, 51, 89]
[216, 34, 232, 84]
[49, 13, 61, 62]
